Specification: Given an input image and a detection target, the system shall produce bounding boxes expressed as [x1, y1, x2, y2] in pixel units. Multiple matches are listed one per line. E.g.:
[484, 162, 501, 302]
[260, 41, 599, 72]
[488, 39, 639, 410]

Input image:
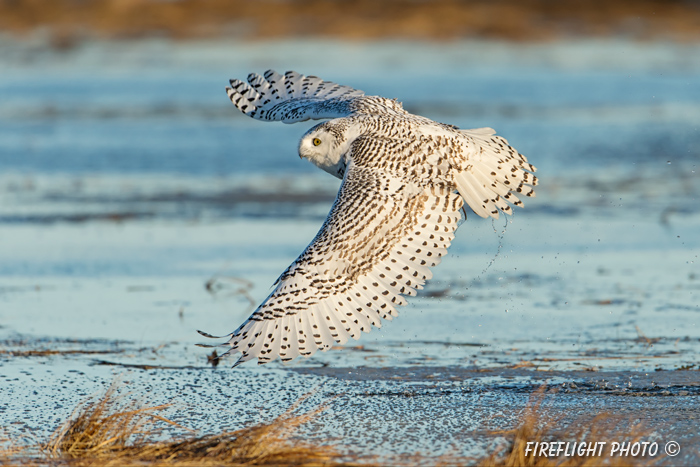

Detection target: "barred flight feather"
[200, 70, 537, 366]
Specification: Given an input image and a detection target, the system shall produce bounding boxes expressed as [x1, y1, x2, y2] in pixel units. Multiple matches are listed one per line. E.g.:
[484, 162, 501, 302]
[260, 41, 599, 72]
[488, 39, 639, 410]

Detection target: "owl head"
[298, 121, 353, 178]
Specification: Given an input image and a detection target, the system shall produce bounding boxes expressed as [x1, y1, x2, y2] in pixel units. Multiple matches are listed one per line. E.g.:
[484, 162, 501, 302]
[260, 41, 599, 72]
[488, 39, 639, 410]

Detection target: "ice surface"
[1, 37, 698, 462]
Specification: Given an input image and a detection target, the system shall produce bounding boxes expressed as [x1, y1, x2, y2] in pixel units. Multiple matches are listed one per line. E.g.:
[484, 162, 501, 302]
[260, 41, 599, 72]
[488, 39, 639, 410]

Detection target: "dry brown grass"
[478, 387, 659, 467]
[1, 383, 662, 467]
[2, 382, 341, 467]
[1, 0, 700, 45]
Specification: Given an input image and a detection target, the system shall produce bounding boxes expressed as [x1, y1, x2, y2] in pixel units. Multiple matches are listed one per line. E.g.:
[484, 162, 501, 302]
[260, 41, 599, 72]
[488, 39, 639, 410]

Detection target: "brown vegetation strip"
[2, 383, 342, 467]
[1, 0, 700, 44]
[1, 382, 662, 466]
[477, 388, 659, 466]
[1, 349, 123, 357]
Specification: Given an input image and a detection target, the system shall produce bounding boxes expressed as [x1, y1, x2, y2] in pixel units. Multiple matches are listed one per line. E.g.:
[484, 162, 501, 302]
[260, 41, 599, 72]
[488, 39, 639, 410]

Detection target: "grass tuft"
[478, 387, 658, 467]
[4, 381, 339, 467]
[1, 383, 660, 466]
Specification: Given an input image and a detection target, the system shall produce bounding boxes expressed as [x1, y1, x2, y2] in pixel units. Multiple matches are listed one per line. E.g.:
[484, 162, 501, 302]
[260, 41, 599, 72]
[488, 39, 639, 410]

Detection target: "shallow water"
[1, 38, 699, 463]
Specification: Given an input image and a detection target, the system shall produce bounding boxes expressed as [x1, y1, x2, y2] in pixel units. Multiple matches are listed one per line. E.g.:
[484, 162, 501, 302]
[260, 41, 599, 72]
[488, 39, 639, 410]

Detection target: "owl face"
[298, 123, 348, 178]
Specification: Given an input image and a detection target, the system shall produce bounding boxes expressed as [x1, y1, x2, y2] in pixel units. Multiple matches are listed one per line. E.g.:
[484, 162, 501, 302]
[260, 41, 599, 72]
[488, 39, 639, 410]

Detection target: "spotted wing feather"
[226, 69, 407, 123]
[454, 127, 538, 219]
[208, 162, 463, 366]
[226, 69, 364, 123]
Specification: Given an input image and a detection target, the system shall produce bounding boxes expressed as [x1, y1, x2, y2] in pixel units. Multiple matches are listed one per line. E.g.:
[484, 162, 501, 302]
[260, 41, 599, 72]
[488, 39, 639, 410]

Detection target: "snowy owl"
[199, 70, 537, 366]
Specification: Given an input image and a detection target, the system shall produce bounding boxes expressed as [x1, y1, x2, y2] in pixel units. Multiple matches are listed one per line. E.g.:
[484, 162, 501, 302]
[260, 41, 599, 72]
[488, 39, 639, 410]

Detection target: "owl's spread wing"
[454, 127, 538, 219]
[206, 161, 463, 366]
[226, 70, 406, 123]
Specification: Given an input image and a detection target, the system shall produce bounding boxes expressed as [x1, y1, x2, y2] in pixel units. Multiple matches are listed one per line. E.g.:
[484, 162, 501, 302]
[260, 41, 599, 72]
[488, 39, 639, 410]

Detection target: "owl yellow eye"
[312, 138, 322, 146]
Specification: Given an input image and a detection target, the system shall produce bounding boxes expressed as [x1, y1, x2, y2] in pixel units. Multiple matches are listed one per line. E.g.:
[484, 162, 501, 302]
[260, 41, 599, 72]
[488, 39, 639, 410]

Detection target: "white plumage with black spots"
[200, 70, 538, 366]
